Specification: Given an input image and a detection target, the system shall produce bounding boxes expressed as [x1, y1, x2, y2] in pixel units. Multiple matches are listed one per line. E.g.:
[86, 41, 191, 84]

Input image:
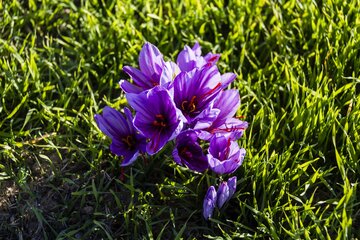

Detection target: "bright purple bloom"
[173, 65, 235, 125]
[120, 43, 176, 94]
[217, 181, 230, 208]
[172, 130, 208, 172]
[199, 90, 248, 140]
[94, 107, 146, 166]
[177, 42, 220, 72]
[126, 86, 183, 155]
[203, 186, 217, 220]
[227, 176, 237, 199]
[207, 136, 246, 174]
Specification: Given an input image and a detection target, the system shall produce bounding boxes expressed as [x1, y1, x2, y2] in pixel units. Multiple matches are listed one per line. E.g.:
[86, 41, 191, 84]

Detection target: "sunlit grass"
[1, 0, 359, 238]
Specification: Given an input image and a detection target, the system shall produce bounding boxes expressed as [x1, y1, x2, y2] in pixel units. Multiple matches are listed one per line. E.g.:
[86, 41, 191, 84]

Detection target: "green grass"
[1, 0, 360, 239]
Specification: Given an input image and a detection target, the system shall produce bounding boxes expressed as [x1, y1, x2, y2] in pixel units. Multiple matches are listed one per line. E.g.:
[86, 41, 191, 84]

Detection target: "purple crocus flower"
[217, 181, 230, 208]
[203, 186, 217, 220]
[120, 43, 177, 94]
[126, 86, 183, 155]
[207, 136, 246, 174]
[173, 65, 236, 125]
[94, 107, 146, 166]
[172, 130, 208, 172]
[177, 42, 220, 72]
[199, 90, 248, 140]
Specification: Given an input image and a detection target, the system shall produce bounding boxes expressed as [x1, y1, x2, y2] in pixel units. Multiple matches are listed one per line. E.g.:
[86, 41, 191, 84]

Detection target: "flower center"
[152, 114, 167, 128]
[181, 96, 197, 113]
[180, 146, 193, 159]
[121, 135, 135, 150]
[179, 83, 222, 117]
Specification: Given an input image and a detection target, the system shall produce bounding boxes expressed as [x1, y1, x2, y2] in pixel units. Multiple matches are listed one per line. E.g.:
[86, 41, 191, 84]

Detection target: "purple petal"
[172, 148, 183, 166]
[95, 107, 146, 166]
[177, 45, 197, 72]
[204, 53, 221, 66]
[146, 131, 168, 155]
[173, 66, 222, 123]
[160, 61, 180, 86]
[213, 118, 248, 140]
[207, 136, 246, 174]
[208, 155, 238, 174]
[192, 107, 220, 130]
[208, 135, 228, 157]
[94, 114, 113, 138]
[212, 90, 240, 125]
[95, 106, 128, 139]
[221, 73, 237, 88]
[123, 66, 152, 88]
[203, 186, 217, 220]
[119, 80, 143, 94]
[173, 130, 208, 172]
[227, 176, 237, 198]
[139, 42, 164, 82]
[129, 86, 182, 155]
[217, 181, 230, 208]
[126, 91, 156, 118]
[192, 42, 202, 57]
[109, 138, 139, 166]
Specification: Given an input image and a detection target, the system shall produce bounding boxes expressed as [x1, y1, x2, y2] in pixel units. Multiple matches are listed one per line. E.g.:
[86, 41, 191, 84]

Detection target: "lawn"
[1, 0, 359, 239]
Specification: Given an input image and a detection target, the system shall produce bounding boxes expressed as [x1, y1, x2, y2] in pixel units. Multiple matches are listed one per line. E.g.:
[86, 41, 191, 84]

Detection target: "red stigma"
[224, 138, 232, 159]
[208, 55, 218, 63]
[210, 124, 246, 134]
[153, 114, 167, 127]
[203, 82, 222, 98]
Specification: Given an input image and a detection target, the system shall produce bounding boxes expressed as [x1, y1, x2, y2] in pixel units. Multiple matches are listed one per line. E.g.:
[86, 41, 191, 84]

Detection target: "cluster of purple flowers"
[95, 42, 248, 219]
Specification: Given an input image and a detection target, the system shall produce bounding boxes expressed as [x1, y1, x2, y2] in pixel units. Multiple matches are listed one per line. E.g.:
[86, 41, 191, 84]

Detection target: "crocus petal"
[139, 42, 164, 82]
[217, 181, 230, 208]
[197, 130, 212, 141]
[160, 61, 180, 87]
[208, 149, 245, 174]
[95, 106, 129, 138]
[192, 107, 220, 130]
[207, 136, 246, 174]
[208, 154, 237, 174]
[221, 72, 237, 88]
[95, 106, 146, 166]
[213, 90, 240, 124]
[146, 131, 168, 155]
[204, 53, 221, 66]
[227, 176, 237, 199]
[192, 41, 202, 57]
[172, 130, 208, 172]
[110, 138, 139, 166]
[123, 66, 152, 89]
[126, 91, 157, 121]
[119, 80, 143, 94]
[128, 86, 182, 155]
[177, 45, 197, 72]
[208, 135, 228, 157]
[173, 65, 222, 123]
[172, 148, 183, 166]
[203, 186, 217, 220]
[214, 118, 248, 140]
[94, 114, 113, 138]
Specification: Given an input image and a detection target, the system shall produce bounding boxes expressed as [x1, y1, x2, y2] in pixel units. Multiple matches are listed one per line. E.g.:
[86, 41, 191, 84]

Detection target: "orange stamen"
[121, 135, 133, 149]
